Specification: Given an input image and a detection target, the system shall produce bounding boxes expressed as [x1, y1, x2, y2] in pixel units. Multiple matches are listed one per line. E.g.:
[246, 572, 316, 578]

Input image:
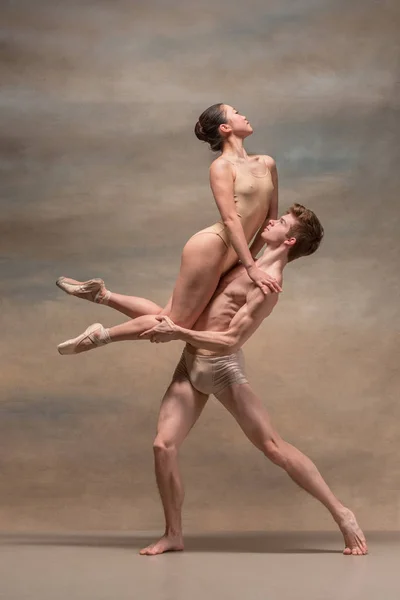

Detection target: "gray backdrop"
[1, 0, 399, 532]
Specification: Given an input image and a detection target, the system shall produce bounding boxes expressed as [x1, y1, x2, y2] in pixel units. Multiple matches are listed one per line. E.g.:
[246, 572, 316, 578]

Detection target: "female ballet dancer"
[57, 103, 281, 354]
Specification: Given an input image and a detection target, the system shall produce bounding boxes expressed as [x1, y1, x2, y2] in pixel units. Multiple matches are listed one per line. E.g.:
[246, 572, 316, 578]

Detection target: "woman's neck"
[221, 137, 247, 160]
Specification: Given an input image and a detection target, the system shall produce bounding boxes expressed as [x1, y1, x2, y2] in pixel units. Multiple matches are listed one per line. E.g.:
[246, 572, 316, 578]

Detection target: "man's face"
[261, 212, 297, 246]
[221, 104, 253, 138]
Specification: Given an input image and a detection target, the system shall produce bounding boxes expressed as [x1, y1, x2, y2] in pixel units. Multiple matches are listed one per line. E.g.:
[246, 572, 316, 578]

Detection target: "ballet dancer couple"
[56, 104, 367, 556]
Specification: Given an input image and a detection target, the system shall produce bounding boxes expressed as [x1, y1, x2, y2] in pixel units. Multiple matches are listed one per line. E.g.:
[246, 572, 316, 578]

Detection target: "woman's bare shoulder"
[257, 155, 276, 170]
[209, 155, 236, 175]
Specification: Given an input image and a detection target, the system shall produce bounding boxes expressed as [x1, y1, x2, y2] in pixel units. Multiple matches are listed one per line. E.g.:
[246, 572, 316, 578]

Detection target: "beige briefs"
[172, 346, 248, 396]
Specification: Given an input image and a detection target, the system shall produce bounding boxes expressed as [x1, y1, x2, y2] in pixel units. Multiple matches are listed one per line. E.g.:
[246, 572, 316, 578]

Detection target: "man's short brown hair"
[286, 204, 324, 262]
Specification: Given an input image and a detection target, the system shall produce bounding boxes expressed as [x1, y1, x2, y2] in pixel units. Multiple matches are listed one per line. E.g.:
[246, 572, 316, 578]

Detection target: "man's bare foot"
[337, 508, 368, 555]
[139, 534, 184, 556]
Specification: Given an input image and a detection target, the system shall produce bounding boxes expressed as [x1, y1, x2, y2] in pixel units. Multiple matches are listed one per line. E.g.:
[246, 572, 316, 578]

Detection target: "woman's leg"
[107, 314, 160, 341]
[57, 314, 161, 354]
[102, 229, 227, 326]
[56, 276, 165, 318]
[58, 232, 228, 354]
[163, 233, 228, 328]
[107, 292, 164, 319]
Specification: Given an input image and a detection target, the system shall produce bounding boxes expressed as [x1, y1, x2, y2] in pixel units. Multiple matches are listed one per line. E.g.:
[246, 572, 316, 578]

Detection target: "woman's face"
[222, 105, 253, 138]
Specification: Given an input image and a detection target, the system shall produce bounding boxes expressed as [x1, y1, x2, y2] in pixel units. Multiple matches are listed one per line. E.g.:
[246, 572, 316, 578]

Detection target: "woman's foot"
[56, 277, 110, 304]
[58, 323, 111, 355]
[139, 534, 184, 556]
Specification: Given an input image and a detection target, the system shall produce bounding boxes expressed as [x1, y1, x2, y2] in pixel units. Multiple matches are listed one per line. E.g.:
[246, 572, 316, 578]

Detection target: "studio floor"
[0, 531, 398, 600]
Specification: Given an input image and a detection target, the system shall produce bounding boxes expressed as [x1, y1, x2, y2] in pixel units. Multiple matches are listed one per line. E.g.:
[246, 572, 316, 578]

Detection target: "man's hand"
[140, 315, 181, 343]
[246, 265, 282, 294]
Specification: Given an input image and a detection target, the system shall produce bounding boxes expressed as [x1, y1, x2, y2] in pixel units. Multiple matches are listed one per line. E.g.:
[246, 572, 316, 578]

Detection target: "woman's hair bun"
[194, 120, 206, 141]
[194, 104, 226, 152]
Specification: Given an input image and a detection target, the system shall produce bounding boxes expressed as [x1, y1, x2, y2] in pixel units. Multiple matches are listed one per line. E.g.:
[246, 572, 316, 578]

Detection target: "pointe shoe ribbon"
[56, 277, 110, 304]
[58, 323, 111, 355]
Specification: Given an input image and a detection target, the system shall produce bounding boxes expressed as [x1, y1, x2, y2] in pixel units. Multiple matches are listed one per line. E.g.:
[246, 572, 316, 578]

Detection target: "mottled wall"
[1, 0, 399, 532]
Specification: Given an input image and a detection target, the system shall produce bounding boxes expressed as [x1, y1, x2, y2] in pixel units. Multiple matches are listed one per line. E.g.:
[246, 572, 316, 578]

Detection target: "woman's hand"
[140, 315, 181, 343]
[246, 265, 282, 294]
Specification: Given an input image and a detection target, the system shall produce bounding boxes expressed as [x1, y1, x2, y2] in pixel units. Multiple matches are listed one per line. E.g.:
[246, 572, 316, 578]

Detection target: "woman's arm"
[249, 156, 279, 259]
[210, 159, 280, 294]
[209, 159, 256, 270]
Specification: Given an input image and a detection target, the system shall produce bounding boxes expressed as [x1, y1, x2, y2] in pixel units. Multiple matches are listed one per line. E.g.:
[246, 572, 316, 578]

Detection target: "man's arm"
[249, 156, 279, 259]
[146, 287, 279, 352]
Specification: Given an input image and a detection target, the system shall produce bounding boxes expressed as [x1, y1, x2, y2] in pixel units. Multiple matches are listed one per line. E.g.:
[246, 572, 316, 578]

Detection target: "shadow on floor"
[0, 531, 349, 554]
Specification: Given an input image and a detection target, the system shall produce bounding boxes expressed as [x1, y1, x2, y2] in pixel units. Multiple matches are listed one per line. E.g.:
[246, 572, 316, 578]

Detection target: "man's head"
[261, 204, 324, 262]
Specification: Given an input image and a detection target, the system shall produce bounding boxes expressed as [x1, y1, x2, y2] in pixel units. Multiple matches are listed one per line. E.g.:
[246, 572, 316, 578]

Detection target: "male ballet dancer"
[56, 204, 367, 556]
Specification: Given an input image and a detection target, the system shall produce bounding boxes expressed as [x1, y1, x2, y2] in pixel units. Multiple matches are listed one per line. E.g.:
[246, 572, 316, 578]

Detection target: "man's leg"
[215, 383, 368, 555]
[140, 379, 208, 556]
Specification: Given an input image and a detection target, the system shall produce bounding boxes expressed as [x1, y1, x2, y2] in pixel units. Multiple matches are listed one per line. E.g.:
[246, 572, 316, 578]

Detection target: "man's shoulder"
[259, 265, 283, 287]
[247, 283, 280, 312]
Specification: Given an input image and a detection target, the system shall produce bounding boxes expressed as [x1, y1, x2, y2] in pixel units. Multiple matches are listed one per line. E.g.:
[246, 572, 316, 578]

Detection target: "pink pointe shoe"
[56, 277, 110, 304]
[58, 323, 111, 355]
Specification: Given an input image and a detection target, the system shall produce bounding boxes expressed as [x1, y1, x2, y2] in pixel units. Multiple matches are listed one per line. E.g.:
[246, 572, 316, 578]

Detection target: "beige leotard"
[193, 157, 274, 271]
